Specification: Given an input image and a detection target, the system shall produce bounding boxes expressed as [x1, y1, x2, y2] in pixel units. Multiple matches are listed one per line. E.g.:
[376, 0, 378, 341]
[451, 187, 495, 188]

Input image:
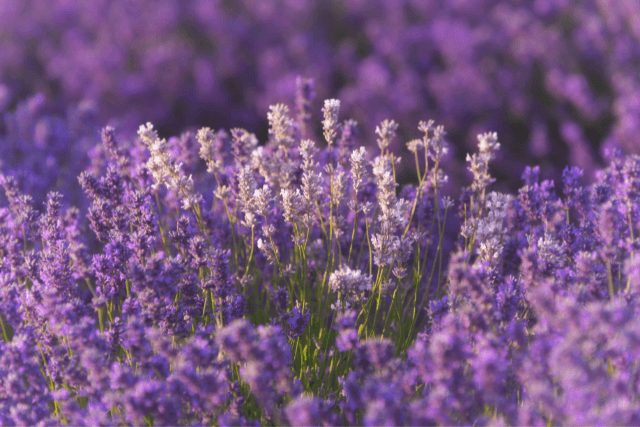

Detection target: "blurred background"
[1, 0, 638, 200]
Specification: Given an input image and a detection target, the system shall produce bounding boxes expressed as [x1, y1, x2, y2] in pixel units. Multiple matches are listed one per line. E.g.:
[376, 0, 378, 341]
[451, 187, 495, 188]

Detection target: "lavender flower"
[138, 122, 202, 210]
[476, 191, 513, 267]
[322, 99, 341, 146]
[329, 265, 372, 308]
[375, 119, 398, 152]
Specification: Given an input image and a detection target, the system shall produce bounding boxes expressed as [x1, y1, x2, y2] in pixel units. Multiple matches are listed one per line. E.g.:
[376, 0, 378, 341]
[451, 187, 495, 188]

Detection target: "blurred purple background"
[2, 0, 639, 196]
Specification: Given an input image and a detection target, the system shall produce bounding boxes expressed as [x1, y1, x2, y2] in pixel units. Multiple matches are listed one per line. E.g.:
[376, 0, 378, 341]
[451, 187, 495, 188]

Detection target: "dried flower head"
[350, 147, 368, 192]
[375, 119, 399, 152]
[196, 127, 224, 174]
[322, 99, 341, 146]
[267, 104, 294, 148]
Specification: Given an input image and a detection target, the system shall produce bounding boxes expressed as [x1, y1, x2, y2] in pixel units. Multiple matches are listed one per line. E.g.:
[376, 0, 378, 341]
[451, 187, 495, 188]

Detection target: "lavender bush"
[2, 77, 640, 426]
[4, 2, 640, 424]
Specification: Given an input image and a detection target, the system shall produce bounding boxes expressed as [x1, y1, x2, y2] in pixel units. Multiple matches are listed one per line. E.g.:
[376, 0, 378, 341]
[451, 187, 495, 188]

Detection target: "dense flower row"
[3, 0, 640, 185]
[2, 85, 640, 425]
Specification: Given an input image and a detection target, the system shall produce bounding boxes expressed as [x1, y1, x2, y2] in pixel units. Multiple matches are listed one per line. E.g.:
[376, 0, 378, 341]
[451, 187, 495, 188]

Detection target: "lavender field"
[2, 1, 640, 426]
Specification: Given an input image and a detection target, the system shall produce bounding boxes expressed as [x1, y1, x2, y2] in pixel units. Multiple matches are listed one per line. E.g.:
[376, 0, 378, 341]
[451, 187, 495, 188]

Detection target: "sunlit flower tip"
[214, 185, 230, 200]
[417, 119, 435, 133]
[350, 146, 368, 191]
[137, 122, 156, 141]
[267, 103, 294, 146]
[392, 266, 407, 279]
[407, 139, 423, 153]
[375, 119, 399, 151]
[477, 131, 500, 155]
[300, 139, 318, 158]
[442, 196, 454, 209]
[322, 99, 341, 145]
[329, 265, 373, 296]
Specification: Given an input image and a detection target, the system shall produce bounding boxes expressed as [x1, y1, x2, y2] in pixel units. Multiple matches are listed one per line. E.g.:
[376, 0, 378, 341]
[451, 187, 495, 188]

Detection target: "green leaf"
[358, 324, 366, 337]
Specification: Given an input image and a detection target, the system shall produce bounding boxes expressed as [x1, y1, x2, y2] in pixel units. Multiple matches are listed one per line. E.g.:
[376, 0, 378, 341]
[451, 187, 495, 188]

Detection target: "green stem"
[245, 226, 255, 276]
[347, 194, 358, 266]
[381, 285, 400, 337]
[0, 313, 10, 342]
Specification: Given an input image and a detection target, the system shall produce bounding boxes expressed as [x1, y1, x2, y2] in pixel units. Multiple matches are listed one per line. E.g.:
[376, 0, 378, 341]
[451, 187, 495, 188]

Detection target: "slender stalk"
[0, 313, 10, 342]
[347, 194, 358, 266]
[244, 226, 255, 276]
[365, 215, 373, 276]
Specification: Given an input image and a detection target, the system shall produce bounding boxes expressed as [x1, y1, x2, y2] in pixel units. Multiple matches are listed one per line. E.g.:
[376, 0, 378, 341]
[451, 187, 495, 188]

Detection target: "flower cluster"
[329, 266, 373, 309]
[138, 122, 202, 210]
